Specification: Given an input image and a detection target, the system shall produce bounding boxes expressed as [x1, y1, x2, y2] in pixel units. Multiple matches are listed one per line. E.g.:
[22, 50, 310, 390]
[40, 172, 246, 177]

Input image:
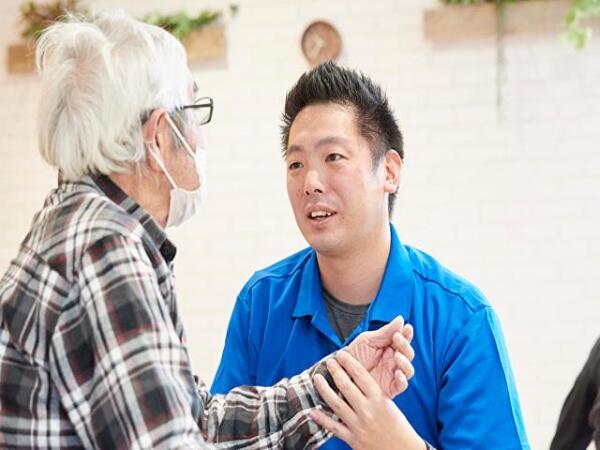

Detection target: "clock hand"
[307, 35, 325, 59]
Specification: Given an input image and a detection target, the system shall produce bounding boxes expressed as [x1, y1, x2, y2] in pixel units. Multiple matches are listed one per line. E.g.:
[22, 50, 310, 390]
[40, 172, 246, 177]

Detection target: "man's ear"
[384, 150, 402, 194]
[142, 108, 168, 175]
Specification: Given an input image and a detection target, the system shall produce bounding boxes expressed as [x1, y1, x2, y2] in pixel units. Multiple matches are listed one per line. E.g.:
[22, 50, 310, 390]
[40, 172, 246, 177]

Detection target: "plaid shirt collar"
[85, 174, 177, 263]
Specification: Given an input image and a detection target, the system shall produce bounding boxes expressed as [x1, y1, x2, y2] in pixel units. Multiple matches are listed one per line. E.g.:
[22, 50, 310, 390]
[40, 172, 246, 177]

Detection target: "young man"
[212, 62, 530, 449]
[0, 16, 415, 449]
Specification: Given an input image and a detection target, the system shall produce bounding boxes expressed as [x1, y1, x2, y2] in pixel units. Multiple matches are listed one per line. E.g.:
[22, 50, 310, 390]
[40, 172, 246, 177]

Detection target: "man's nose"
[304, 169, 324, 195]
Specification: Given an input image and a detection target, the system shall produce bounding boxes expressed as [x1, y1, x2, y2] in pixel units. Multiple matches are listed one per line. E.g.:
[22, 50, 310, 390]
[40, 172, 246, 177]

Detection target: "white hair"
[36, 10, 191, 181]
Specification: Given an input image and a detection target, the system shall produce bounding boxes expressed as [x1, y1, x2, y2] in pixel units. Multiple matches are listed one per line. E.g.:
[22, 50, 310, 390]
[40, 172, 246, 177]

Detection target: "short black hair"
[281, 62, 403, 216]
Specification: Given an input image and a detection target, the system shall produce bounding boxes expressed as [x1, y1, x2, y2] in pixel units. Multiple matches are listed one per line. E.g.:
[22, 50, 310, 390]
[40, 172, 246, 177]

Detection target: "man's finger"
[336, 350, 380, 398]
[326, 358, 368, 413]
[314, 373, 358, 427]
[310, 409, 354, 445]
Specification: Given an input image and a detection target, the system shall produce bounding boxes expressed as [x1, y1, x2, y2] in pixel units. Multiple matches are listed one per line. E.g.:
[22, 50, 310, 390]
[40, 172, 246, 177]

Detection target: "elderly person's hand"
[343, 316, 415, 398]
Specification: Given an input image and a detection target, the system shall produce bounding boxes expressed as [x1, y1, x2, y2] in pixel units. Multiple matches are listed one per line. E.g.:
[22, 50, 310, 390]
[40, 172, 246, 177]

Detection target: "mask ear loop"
[165, 113, 196, 160]
[148, 146, 178, 189]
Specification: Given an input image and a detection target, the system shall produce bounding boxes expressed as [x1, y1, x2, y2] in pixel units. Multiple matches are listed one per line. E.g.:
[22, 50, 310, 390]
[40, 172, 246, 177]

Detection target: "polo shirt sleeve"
[211, 291, 257, 393]
[437, 307, 530, 449]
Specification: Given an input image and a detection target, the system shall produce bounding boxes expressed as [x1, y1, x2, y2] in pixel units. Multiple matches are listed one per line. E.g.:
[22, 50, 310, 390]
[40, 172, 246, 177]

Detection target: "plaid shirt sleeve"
[197, 363, 332, 449]
[49, 232, 331, 449]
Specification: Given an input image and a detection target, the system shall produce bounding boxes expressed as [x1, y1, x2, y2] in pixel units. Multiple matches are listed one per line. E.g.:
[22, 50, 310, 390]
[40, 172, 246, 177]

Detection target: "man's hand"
[311, 350, 425, 450]
[345, 316, 415, 398]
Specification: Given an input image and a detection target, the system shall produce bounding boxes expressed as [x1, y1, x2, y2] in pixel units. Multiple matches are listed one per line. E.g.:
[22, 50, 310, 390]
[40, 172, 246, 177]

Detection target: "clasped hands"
[311, 316, 425, 450]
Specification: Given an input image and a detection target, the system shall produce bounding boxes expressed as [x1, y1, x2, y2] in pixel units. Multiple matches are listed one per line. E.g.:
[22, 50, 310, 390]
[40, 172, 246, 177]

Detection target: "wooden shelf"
[423, 0, 576, 42]
[183, 25, 226, 62]
[5, 24, 226, 74]
[6, 40, 35, 74]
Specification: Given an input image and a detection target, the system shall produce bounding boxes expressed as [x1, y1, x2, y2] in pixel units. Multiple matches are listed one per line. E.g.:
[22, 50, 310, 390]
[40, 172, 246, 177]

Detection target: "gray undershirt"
[323, 289, 370, 343]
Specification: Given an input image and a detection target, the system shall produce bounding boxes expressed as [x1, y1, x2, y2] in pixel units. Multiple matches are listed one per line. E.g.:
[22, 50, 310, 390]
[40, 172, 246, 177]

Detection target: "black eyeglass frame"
[180, 96, 213, 125]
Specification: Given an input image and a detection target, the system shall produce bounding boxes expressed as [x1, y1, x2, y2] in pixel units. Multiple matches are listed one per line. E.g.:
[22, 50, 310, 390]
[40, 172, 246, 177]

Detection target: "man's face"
[286, 102, 393, 257]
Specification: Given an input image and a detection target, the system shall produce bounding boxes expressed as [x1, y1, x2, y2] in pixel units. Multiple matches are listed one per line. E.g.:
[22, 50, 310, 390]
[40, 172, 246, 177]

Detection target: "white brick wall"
[1, 0, 599, 447]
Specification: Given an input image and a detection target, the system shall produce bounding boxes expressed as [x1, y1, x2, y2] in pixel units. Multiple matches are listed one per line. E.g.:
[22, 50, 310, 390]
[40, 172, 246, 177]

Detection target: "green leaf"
[564, 0, 600, 49]
[141, 8, 225, 39]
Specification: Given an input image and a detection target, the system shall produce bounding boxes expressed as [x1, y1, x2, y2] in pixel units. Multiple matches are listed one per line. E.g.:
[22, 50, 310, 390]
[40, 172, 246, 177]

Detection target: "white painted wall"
[1, 0, 599, 447]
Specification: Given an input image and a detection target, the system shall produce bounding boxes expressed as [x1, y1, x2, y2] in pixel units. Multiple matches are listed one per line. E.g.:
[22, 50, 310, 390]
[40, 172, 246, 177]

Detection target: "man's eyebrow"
[286, 144, 303, 156]
[192, 81, 199, 95]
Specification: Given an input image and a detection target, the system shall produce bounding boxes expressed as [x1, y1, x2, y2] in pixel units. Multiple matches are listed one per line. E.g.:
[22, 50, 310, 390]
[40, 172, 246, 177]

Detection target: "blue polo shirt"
[211, 224, 529, 449]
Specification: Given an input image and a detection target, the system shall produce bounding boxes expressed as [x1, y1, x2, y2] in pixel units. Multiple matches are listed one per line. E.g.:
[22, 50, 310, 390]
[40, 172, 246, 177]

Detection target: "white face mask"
[150, 114, 206, 228]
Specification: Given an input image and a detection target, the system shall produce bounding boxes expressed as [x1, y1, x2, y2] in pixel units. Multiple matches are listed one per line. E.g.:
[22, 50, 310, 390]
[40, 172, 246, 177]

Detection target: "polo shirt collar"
[368, 223, 414, 324]
[291, 223, 415, 325]
[291, 251, 324, 318]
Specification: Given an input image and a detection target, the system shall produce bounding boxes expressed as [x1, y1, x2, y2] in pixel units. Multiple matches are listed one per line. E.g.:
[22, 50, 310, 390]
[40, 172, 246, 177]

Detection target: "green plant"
[143, 4, 238, 40]
[143, 10, 221, 40]
[19, 1, 238, 42]
[20, 0, 88, 40]
[563, 0, 600, 48]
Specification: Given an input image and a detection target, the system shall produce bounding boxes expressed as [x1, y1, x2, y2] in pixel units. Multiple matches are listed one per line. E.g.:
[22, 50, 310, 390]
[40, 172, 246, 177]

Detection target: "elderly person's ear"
[143, 109, 169, 173]
[143, 108, 167, 146]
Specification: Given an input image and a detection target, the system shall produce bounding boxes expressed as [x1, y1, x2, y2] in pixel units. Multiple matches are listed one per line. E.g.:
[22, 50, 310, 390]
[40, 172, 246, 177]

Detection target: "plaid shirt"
[0, 175, 331, 449]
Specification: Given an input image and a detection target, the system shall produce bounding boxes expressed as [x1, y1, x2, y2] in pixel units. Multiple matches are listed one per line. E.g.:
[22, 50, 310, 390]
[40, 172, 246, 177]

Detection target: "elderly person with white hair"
[0, 11, 416, 450]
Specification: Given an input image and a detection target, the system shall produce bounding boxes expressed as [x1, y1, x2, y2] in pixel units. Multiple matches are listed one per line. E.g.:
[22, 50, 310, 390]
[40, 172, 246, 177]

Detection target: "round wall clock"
[301, 21, 342, 66]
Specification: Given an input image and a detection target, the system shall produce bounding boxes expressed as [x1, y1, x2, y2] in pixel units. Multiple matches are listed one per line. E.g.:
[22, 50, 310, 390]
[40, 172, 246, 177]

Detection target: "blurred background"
[1, 0, 599, 447]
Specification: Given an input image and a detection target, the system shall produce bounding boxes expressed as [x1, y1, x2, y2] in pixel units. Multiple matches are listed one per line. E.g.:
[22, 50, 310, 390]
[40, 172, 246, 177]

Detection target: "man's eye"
[288, 161, 303, 170]
[326, 153, 343, 162]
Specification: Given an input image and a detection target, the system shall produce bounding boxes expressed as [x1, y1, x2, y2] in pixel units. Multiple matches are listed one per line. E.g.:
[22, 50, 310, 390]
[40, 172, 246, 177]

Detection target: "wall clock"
[301, 21, 342, 66]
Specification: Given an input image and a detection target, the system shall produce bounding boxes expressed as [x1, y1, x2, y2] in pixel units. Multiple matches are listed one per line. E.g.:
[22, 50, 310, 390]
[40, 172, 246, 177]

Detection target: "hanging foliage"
[19, 1, 238, 42]
[563, 0, 600, 48]
[142, 10, 222, 40]
[20, 0, 88, 40]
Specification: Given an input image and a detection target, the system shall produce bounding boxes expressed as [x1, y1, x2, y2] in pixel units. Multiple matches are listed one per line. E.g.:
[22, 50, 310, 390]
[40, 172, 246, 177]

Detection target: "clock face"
[301, 21, 342, 66]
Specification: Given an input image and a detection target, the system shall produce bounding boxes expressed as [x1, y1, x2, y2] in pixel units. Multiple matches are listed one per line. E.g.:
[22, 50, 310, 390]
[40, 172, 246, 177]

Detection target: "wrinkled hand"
[311, 351, 425, 450]
[344, 316, 415, 398]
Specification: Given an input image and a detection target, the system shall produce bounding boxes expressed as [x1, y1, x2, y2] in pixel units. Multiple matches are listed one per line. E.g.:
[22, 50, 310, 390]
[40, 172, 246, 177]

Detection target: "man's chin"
[305, 235, 343, 257]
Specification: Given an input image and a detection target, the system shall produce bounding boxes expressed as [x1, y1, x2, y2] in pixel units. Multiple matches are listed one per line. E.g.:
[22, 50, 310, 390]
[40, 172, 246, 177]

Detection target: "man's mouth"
[307, 210, 337, 221]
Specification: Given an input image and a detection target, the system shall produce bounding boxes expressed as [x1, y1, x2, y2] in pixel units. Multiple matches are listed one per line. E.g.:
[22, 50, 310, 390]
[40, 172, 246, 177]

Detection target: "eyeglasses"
[181, 96, 213, 125]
